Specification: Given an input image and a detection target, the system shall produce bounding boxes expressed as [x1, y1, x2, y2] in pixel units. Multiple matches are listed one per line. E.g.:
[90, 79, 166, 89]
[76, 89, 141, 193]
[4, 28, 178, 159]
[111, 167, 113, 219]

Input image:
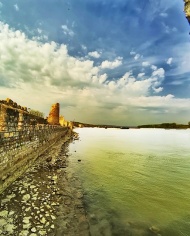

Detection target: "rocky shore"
[0, 131, 89, 236]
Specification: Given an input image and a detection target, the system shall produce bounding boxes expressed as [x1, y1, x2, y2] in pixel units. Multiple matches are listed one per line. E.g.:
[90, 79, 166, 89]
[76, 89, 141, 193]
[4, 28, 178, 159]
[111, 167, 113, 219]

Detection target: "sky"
[0, 0, 190, 126]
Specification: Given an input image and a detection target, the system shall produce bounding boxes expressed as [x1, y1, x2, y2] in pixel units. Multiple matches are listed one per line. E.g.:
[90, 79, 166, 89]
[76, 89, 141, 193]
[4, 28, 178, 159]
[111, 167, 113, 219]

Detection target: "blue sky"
[0, 0, 190, 125]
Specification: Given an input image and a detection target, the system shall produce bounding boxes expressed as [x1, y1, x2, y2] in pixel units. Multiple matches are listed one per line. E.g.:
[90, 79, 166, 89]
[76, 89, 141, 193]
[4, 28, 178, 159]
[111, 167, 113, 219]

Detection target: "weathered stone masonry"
[184, 0, 190, 24]
[0, 98, 46, 132]
[0, 99, 72, 193]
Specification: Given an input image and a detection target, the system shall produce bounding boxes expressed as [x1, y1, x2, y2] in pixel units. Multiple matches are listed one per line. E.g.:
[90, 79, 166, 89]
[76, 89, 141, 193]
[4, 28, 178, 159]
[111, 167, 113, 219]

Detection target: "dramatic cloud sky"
[0, 0, 190, 125]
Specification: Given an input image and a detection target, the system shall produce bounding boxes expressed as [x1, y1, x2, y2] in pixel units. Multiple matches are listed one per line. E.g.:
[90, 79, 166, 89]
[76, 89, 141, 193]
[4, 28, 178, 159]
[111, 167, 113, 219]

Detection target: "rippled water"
[69, 128, 190, 236]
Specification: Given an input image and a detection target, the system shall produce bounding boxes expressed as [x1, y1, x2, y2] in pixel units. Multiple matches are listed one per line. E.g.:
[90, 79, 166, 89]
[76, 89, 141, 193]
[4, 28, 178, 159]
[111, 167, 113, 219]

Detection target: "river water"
[68, 128, 190, 236]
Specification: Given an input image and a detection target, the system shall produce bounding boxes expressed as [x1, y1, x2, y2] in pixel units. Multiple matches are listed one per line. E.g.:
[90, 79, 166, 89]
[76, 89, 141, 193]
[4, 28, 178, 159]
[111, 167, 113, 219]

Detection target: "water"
[69, 128, 190, 235]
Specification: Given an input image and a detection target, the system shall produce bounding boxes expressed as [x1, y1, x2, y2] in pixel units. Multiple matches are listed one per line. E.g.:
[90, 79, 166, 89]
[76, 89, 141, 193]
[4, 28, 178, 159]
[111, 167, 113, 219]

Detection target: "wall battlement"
[0, 98, 47, 132]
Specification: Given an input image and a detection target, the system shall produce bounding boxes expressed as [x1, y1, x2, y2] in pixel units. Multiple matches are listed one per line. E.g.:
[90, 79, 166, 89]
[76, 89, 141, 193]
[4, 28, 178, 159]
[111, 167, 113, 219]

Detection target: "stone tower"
[59, 115, 65, 126]
[47, 103, 60, 125]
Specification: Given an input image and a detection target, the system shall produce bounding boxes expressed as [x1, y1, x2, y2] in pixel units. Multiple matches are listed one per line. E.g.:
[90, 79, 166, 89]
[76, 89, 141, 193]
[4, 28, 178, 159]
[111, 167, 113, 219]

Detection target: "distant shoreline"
[73, 121, 190, 130]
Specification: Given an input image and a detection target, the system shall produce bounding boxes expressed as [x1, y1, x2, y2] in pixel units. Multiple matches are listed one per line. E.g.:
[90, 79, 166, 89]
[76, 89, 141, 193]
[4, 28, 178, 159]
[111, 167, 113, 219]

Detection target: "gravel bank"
[0, 131, 90, 236]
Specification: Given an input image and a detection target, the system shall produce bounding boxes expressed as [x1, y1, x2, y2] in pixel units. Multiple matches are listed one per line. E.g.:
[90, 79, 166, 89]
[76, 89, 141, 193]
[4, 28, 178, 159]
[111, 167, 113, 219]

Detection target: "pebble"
[40, 217, 46, 224]
[23, 194, 30, 201]
[149, 226, 160, 234]
[39, 230, 46, 235]
[19, 230, 29, 236]
[9, 210, 15, 216]
[0, 210, 8, 218]
[45, 222, 50, 227]
[23, 217, 31, 224]
[0, 218, 7, 226]
[52, 175, 58, 181]
[31, 227, 37, 232]
[4, 223, 15, 233]
[8, 218, 13, 223]
[51, 215, 56, 220]
[23, 223, 31, 229]
[7, 194, 16, 199]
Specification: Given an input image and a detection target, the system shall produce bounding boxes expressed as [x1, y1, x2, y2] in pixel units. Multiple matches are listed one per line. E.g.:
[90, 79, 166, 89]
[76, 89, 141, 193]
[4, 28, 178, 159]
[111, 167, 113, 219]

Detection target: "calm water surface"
[69, 128, 190, 236]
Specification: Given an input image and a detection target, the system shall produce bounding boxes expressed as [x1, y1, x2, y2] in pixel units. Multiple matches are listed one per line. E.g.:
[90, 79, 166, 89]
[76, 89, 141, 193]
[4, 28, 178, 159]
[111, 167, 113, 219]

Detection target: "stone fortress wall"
[0, 98, 73, 193]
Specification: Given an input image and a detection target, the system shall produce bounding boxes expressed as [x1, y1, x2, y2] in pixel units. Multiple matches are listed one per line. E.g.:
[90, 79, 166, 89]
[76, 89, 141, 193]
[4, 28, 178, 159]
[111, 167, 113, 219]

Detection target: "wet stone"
[40, 217, 46, 224]
[0, 218, 7, 226]
[4, 223, 15, 233]
[0, 210, 9, 218]
[149, 225, 160, 234]
[23, 194, 30, 201]
[23, 223, 31, 229]
[31, 227, 37, 232]
[39, 230, 47, 235]
[9, 210, 15, 216]
[19, 230, 29, 236]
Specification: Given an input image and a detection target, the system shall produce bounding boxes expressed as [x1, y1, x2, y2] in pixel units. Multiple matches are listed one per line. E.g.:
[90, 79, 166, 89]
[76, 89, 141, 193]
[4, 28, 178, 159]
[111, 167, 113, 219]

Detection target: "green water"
[69, 128, 190, 236]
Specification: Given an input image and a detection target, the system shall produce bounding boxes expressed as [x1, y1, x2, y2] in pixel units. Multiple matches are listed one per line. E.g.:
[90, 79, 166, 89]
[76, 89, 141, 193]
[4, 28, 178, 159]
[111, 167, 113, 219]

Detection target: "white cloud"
[152, 68, 165, 78]
[153, 87, 163, 93]
[101, 58, 122, 69]
[32, 34, 48, 41]
[134, 54, 140, 60]
[14, 4, 19, 11]
[0, 22, 190, 125]
[98, 73, 108, 84]
[142, 61, 150, 67]
[137, 73, 145, 78]
[166, 57, 173, 65]
[172, 27, 177, 32]
[61, 25, 74, 37]
[160, 12, 168, 17]
[130, 51, 136, 55]
[37, 28, 42, 34]
[0, 22, 101, 89]
[150, 68, 165, 93]
[170, 42, 190, 77]
[0, 2, 3, 8]
[151, 65, 157, 71]
[81, 45, 87, 50]
[88, 51, 101, 58]
[169, 80, 184, 86]
[162, 23, 177, 34]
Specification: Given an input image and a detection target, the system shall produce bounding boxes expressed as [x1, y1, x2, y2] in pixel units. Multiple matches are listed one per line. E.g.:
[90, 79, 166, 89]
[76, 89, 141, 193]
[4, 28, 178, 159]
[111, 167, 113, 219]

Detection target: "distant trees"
[138, 123, 188, 129]
[188, 122, 190, 127]
[28, 108, 44, 118]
